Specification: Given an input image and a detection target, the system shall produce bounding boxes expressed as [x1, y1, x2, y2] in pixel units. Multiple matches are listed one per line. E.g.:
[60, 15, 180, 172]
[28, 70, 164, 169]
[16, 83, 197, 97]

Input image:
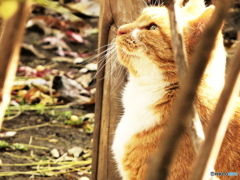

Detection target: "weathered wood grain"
[92, 0, 148, 179]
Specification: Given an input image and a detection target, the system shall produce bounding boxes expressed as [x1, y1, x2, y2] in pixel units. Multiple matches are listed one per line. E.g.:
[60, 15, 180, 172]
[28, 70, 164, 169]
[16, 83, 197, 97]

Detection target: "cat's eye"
[147, 24, 159, 30]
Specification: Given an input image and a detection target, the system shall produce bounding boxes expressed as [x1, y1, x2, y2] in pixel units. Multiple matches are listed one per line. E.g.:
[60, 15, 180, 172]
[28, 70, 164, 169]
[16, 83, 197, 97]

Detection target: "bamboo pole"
[147, 0, 232, 179]
[166, 0, 205, 153]
[0, 1, 31, 129]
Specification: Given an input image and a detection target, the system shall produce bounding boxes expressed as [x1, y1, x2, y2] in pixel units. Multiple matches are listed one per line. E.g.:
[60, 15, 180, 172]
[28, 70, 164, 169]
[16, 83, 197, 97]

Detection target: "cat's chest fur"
[112, 74, 169, 173]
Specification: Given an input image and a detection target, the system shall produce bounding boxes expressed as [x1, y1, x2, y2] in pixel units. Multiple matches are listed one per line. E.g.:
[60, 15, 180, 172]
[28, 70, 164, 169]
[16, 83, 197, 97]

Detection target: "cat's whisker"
[92, 51, 112, 69]
[91, 45, 118, 82]
[91, 60, 110, 82]
[103, 46, 117, 64]
[110, 23, 119, 29]
[77, 43, 116, 66]
[110, 56, 120, 72]
[99, 53, 119, 81]
[156, 0, 162, 6]
[157, 0, 164, 6]
[100, 42, 127, 82]
[138, 41, 148, 51]
[149, 0, 164, 7]
[107, 37, 117, 47]
[137, 6, 146, 13]
[109, 69, 128, 97]
[105, 64, 122, 83]
[99, 45, 116, 60]
[115, 63, 126, 82]
[110, 25, 119, 34]
[106, 51, 128, 96]
[98, 44, 116, 59]
[139, 0, 149, 7]
[95, 42, 116, 51]
[95, 37, 116, 51]
[95, 53, 114, 75]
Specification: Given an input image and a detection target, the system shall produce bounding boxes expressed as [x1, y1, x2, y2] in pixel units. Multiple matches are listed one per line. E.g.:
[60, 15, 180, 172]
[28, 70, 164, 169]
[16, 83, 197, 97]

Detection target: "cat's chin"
[117, 48, 140, 62]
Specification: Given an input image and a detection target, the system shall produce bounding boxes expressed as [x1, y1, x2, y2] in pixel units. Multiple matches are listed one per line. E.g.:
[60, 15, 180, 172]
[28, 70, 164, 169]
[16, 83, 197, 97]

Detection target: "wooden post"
[0, 18, 3, 41]
[92, 0, 148, 179]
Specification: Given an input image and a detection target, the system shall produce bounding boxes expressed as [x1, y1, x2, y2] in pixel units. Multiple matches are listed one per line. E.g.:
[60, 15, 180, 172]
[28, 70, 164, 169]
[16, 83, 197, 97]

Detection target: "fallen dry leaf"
[65, 30, 84, 43]
[0, 131, 17, 138]
[51, 148, 60, 158]
[76, 73, 93, 88]
[41, 34, 71, 50]
[68, 147, 83, 158]
[65, 0, 100, 17]
[27, 15, 70, 31]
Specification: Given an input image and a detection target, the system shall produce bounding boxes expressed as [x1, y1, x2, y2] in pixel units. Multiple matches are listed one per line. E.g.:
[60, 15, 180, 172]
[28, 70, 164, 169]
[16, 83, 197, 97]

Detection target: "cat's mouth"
[117, 39, 137, 53]
[116, 37, 144, 57]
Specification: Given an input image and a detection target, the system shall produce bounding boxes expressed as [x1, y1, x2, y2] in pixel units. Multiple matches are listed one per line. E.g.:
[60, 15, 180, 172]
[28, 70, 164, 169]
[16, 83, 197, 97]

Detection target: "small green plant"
[11, 143, 28, 151]
[55, 111, 73, 121]
[0, 140, 10, 149]
[0, 141, 28, 151]
[35, 104, 45, 114]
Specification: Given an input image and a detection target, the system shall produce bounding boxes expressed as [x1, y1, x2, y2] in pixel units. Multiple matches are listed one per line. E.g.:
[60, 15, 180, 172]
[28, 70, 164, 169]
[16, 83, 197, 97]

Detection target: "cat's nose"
[117, 28, 127, 35]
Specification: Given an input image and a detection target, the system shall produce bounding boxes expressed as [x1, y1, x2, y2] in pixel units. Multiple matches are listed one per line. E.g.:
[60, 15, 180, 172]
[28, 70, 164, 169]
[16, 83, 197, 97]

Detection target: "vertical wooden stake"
[0, 1, 31, 129]
[92, 0, 148, 179]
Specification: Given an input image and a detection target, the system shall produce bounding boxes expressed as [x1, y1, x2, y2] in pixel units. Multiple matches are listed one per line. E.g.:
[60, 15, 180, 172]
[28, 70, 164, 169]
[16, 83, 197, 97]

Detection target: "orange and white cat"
[112, 1, 240, 180]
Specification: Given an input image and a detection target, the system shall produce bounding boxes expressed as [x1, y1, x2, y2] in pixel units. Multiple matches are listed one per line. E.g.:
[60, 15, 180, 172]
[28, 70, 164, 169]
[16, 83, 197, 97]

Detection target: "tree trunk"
[91, 0, 148, 179]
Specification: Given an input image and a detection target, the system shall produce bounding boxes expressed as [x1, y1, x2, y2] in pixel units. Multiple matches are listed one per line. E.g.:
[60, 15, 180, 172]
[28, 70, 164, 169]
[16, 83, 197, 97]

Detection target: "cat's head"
[116, 4, 215, 82]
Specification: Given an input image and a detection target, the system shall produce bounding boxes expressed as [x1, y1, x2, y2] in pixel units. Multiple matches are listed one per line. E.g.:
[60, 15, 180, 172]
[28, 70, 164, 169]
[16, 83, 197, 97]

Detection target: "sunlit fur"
[112, 3, 240, 180]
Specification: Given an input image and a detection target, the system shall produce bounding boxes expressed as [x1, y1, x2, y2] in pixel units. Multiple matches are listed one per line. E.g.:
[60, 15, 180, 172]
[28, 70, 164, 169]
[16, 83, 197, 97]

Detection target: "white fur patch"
[131, 29, 140, 39]
[112, 63, 169, 177]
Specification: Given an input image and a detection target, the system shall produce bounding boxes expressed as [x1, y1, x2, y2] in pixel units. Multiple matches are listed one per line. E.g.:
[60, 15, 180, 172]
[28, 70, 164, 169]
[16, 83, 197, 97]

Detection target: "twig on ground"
[0, 160, 92, 177]
[2, 123, 66, 132]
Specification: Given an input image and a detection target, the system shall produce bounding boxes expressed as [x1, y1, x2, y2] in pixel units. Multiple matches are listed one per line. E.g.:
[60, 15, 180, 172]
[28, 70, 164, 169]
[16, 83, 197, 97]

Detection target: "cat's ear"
[183, 0, 206, 17]
[185, 6, 215, 48]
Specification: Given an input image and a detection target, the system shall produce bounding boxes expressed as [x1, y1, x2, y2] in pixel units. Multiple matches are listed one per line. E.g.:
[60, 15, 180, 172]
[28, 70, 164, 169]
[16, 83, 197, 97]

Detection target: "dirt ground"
[0, 2, 98, 179]
[1, 107, 94, 180]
